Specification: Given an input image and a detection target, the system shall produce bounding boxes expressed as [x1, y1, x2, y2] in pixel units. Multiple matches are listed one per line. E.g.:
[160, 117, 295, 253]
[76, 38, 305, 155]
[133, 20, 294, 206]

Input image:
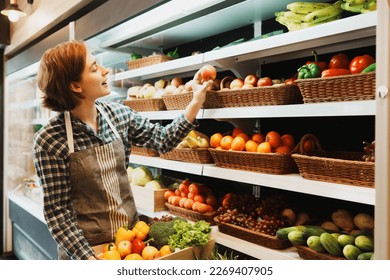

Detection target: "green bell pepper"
[130, 53, 142, 60]
[298, 63, 321, 79]
[167, 47, 179, 59]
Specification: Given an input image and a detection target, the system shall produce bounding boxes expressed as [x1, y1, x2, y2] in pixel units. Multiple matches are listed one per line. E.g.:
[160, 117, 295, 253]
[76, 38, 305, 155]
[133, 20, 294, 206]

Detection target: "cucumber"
[357, 252, 374, 260]
[331, 233, 341, 241]
[302, 226, 327, 239]
[355, 235, 374, 252]
[288, 230, 306, 245]
[343, 244, 363, 260]
[338, 234, 355, 247]
[320, 232, 343, 257]
[276, 226, 306, 240]
[307, 236, 326, 253]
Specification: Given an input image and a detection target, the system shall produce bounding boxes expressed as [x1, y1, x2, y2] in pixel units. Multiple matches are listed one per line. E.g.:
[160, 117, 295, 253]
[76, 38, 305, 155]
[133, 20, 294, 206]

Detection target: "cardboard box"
[131, 183, 168, 212]
[93, 238, 215, 260]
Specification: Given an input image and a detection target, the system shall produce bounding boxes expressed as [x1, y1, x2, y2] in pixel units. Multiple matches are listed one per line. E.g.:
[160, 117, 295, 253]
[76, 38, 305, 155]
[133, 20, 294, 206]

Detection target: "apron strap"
[65, 104, 121, 154]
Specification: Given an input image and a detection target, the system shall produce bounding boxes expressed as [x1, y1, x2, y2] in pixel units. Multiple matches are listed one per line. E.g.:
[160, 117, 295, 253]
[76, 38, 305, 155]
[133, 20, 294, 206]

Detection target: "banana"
[362, 0, 376, 12]
[275, 15, 304, 31]
[301, 13, 342, 27]
[197, 137, 210, 148]
[341, 2, 364, 13]
[187, 130, 210, 142]
[275, 11, 306, 23]
[302, 0, 343, 23]
[177, 139, 189, 149]
[343, 0, 367, 5]
[286, 2, 332, 15]
[186, 136, 199, 149]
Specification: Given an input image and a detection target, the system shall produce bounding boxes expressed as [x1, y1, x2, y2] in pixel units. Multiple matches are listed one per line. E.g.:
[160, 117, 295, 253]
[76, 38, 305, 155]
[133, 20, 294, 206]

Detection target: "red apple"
[200, 64, 217, 81]
[244, 74, 258, 86]
[170, 77, 184, 88]
[230, 78, 244, 90]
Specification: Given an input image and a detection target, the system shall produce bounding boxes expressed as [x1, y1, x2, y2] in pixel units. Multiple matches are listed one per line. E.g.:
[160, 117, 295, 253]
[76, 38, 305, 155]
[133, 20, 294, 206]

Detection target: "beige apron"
[58, 105, 138, 259]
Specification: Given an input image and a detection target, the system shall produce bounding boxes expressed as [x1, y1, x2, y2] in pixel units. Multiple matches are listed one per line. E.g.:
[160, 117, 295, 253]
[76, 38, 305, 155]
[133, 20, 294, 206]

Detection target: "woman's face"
[78, 51, 110, 101]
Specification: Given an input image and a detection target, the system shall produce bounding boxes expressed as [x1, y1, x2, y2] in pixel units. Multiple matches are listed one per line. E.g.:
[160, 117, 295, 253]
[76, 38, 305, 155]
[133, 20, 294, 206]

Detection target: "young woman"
[33, 40, 212, 260]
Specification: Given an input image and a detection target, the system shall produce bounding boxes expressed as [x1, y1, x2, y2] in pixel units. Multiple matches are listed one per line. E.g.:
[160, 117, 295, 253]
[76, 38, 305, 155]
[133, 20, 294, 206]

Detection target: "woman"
[33, 40, 212, 260]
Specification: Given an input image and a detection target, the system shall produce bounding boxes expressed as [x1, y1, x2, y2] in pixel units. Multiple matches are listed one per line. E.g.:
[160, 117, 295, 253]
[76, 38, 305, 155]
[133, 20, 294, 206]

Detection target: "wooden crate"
[93, 238, 215, 260]
[130, 183, 168, 212]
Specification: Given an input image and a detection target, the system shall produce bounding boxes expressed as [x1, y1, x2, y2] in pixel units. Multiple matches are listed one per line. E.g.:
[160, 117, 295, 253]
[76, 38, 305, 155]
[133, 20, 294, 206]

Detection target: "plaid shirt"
[32, 100, 197, 260]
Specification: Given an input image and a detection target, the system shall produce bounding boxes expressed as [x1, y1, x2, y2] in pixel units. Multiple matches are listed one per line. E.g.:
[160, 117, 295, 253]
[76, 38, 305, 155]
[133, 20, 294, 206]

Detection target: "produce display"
[176, 130, 210, 149]
[277, 208, 375, 260]
[96, 216, 212, 260]
[340, 0, 377, 14]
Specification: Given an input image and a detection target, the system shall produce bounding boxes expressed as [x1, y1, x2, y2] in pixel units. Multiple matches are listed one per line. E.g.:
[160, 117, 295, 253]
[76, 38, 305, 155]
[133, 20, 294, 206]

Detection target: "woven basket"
[294, 245, 345, 260]
[165, 203, 217, 225]
[295, 72, 375, 103]
[127, 55, 173, 70]
[214, 218, 292, 249]
[292, 151, 374, 188]
[162, 91, 220, 110]
[209, 148, 297, 175]
[216, 84, 302, 108]
[131, 146, 159, 157]
[160, 148, 214, 164]
[124, 98, 166, 112]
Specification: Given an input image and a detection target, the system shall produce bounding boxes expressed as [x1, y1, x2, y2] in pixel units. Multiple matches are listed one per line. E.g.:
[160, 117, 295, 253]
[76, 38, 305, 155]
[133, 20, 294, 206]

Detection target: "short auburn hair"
[38, 40, 87, 112]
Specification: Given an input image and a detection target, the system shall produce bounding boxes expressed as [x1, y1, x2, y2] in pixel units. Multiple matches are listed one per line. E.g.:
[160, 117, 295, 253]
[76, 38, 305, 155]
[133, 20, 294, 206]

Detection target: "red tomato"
[328, 53, 349, 69]
[257, 77, 273, 87]
[284, 78, 296, 85]
[349, 55, 375, 74]
[200, 64, 217, 81]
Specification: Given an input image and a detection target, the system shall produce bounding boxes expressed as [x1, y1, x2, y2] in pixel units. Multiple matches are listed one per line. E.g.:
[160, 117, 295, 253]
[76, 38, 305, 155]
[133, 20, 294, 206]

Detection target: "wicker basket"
[209, 148, 297, 175]
[216, 84, 302, 108]
[131, 146, 159, 157]
[214, 218, 292, 249]
[294, 245, 345, 260]
[124, 98, 166, 112]
[292, 151, 375, 188]
[160, 148, 214, 164]
[162, 91, 220, 110]
[165, 203, 217, 225]
[127, 55, 174, 70]
[295, 72, 375, 103]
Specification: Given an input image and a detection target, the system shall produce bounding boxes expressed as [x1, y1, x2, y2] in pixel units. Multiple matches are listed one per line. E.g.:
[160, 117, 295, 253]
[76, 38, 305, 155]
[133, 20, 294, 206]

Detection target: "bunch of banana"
[176, 130, 210, 149]
[275, 1, 343, 31]
[341, 0, 377, 13]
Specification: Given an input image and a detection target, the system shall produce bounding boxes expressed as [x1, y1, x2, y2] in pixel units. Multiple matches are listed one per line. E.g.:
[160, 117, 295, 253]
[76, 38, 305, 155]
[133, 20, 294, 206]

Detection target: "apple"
[244, 74, 258, 86]
[230, 78, 244, 90]
[241, 83, 254, 89]
[117, 240, 132, 259]
[164, 85, 177, 95]
[138, 84, 156, 98]
[154, 79, 167, 89]
[257, 77, 273, 87]
[170, 77, 184, 88]
[200, 64, 217, 81]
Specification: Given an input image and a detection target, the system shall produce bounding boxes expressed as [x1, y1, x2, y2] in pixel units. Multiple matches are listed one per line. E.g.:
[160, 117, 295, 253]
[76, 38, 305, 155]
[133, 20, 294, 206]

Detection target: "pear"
[186, 136, 199, 149]
[197, 137, 209, 148]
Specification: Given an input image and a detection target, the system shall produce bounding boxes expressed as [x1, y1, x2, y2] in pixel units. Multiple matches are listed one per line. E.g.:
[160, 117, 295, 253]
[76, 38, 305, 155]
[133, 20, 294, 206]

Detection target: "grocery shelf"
[130, 155, 204, 175]
[202, 100, 376, 119]
[202, 165, 375, 205]
[211, 229, 300, 260]
[137, 109, 203, 120]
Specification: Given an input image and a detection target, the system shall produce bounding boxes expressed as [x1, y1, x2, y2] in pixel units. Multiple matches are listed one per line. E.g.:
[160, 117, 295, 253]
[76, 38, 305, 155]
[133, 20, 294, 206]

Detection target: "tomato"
[200, 64, 217, 81]
[328, 53, 349, 69]
[257, 77, 273, 87]
[349, 55, 375, 74]
[321, 68, 351, 78]
[284, 78, 296, 85]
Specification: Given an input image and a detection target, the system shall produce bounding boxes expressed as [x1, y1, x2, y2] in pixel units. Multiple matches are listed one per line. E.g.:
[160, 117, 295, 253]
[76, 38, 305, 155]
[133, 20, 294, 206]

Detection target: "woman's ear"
[70, 82, 82, 93]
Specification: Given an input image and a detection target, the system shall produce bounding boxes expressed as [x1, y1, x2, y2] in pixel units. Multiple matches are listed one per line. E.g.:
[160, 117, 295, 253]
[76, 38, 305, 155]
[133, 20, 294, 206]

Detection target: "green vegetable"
[301, 226, 326, 239]
[307, 236, 326, 253]
[355, 235, 374, 252]
[168, 219, 211, 249]
[167, 47, 179, 59]
[343, 244, 362, 260]
[361, 62, 376, 73]
[148, 217, 185, 247]
[287, 230, 306, 245]
[320, 232, 343, 257]
[338, 234, 355, 247]
[298, 63, 321, 79]
[357, 252, 374, 260]
[130, 53, 142, 60]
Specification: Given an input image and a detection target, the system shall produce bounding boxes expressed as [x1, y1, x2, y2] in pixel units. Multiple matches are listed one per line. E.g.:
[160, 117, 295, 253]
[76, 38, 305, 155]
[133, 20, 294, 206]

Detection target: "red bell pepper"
[328, 53, 349, 69]
[306, 50, 328, 72]
[131, 237, 153, 255]
[321, 68, 351, 78]
[349, 55, 375, 74]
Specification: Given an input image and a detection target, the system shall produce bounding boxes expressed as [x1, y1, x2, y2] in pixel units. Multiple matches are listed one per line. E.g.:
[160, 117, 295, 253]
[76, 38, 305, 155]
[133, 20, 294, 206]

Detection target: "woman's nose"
[99, 65, 109, 76]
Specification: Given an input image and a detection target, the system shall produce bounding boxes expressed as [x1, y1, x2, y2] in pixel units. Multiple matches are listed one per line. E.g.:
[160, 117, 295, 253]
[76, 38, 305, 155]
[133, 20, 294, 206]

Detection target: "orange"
[183, 198, 194, 210]
[257, 142, 272, 153]
[245, 140, 259, 152]
[235, 132, 250, 142]
[102, 250, 121, 260]
[210, 133, 223, 148]
[192, 201, 201, 211]
[281, 134, 295, 149]
[220, 135, 233, 150]
[232, 127, 244, 138]
[188, 183, 200, 195]
[275, 145, 291, 154]
[197, 203, 213, 213]
[265, 131, 282, 149]
[159, 245, 172, 257]
[231, 136, 246, 151]
[251, 133, 264, 144]
[124, 253, 143, 260]
[193, 194, 205, 203]
[163, 190, 175, 201]
[179, 197, 187, 208]
[142, 246, 160, 260]
[303, 140, 314, 153]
